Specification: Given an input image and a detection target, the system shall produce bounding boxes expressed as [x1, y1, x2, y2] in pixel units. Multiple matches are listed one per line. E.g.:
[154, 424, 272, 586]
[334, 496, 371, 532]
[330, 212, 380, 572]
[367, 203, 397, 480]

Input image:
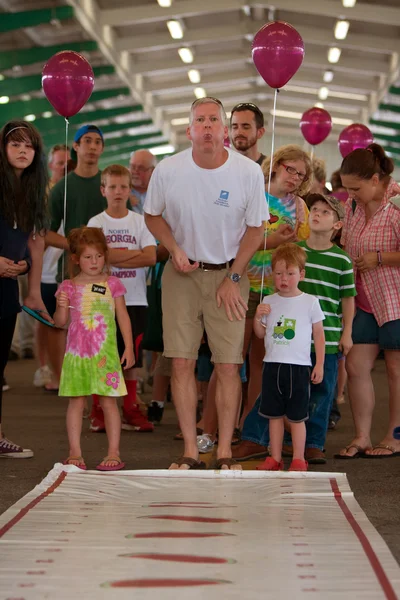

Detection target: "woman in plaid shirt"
[337, 144, 400, 459]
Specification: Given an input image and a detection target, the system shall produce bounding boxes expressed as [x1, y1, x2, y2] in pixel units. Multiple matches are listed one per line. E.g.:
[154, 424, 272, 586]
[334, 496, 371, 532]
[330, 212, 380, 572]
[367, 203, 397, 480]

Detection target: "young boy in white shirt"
[87, 165, 156, 432]
[253, 243, 325, 471]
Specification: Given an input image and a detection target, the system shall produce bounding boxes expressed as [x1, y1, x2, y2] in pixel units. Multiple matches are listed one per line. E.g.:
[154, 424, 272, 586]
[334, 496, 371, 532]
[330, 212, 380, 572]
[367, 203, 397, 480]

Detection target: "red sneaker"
[89, 404, 106, 433]
[122, 405, 154, 432]
[288, 459, 308, 472]
[256, 457, 284, 471]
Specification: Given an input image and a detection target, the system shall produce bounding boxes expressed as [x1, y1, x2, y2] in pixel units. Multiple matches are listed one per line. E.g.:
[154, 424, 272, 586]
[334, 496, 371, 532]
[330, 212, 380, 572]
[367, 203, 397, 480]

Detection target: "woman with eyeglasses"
[237, 145, 312, 431]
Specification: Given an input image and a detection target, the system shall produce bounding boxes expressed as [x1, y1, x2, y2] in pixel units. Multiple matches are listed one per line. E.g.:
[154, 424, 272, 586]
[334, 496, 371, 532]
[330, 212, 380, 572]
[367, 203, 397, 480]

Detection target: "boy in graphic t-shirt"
[87, 165, 157, 433]
[253, 244, 325, 472]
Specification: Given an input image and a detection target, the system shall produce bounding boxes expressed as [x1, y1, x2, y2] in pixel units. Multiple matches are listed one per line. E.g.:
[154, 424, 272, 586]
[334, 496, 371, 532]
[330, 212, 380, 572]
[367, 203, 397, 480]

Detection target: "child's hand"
[121, 347, 135, 370]
[311, 364, 324, 384]
[255, 303, 271, 323]
[57, 291, 69, 309]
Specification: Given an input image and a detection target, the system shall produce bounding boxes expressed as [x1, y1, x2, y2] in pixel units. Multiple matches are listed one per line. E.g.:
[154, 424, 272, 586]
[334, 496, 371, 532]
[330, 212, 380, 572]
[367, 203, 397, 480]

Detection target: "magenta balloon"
[42, 51, 95, 118]
[224, 137, 231, 148]
[338, 124, 374, 158]
[252, 21, 305, 89]
[300, 107, 332, 146]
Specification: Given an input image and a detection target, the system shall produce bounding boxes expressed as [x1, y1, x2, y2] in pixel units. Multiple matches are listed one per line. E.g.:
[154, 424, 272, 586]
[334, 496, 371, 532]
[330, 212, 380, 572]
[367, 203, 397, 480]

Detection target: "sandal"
[63, 456, 86, 470]
[22, 306, 54, 327]
[334, 444, 368, 460]
[362, 443, 400, 459]
[170, 456, 206, 469]
[96, 455, 125, 471]
[214, 457, 241, 470]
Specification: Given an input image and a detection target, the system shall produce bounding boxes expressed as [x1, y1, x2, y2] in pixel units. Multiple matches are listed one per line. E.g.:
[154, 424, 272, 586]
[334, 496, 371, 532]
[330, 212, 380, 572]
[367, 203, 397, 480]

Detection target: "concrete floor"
[1, 358, 399, 566]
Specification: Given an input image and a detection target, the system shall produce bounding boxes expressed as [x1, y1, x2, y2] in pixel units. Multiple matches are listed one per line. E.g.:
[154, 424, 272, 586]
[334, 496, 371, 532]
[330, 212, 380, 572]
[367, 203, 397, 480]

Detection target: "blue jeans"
[242, 353, 338, 450]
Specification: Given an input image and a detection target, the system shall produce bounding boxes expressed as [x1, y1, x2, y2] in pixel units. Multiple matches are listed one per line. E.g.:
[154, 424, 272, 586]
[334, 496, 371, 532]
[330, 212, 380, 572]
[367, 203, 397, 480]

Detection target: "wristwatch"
[227, 271, 241, 283]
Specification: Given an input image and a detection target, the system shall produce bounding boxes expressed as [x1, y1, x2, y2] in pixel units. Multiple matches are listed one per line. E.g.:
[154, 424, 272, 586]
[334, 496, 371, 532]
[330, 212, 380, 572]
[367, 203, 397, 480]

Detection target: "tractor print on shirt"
[273, 316, 296, 341]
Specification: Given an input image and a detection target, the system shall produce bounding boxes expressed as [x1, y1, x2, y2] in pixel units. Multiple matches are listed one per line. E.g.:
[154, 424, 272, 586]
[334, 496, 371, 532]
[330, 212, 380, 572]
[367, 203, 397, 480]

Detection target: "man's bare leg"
[169, 357, 198, 469]
[215, 363, 242, 470]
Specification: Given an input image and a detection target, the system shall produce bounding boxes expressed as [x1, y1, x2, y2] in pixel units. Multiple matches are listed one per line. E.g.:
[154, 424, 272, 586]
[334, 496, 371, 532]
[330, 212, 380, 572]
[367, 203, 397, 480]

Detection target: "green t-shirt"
[297, 241, 356, 354]
[50, 170, 107, 280]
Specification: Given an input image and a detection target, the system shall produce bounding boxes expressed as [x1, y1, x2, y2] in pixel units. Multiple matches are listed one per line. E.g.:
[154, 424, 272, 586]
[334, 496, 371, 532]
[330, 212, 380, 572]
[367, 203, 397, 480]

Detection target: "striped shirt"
[298, 241, 356, 354]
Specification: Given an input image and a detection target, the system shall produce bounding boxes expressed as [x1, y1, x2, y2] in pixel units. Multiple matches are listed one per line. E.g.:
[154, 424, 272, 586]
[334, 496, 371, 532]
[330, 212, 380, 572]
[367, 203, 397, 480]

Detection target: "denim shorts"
[352, 308, 400, 350]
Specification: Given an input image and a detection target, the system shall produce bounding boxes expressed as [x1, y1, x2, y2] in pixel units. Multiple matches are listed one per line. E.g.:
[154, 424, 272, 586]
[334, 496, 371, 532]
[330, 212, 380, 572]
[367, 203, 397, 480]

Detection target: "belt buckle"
[201, 261, 212, 272]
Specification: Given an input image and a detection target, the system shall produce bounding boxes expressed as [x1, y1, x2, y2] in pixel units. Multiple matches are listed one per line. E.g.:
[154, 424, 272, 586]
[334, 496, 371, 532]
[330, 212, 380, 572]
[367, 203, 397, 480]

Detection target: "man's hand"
[171, 247, 199, 273]
[267, 224, 297, 249]
[355, 252, 378, 272]
[216, 277, 247, 321]
[339, 330, 353, 356]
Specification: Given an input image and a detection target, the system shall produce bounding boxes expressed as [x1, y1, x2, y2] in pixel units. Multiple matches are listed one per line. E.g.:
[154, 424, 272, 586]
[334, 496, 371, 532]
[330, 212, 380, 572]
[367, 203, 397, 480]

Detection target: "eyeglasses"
[281, 163, 309, 182]
[130, 165, 154, 174]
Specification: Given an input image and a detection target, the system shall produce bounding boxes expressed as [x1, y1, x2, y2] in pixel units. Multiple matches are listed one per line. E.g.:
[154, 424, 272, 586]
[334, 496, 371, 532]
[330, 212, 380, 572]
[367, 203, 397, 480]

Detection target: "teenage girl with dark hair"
[336, 143, 400, 459]
[0, 120, 49, 458]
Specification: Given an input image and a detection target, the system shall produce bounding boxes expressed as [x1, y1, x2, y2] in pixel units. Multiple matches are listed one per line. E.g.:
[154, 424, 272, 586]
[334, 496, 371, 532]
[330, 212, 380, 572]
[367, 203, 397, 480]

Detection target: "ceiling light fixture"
[171, 117, 190, 126]
[315, 102, 324, 109]
[157, 0, 172, 7]
[21, 94, 31, 101]
[194, 87, 206, 99]
[323, 70, 334, 83]
[42, 111, 52, 118]
[0, 74, 4, 81]
[167, 20, 184, 40]
[318, 86, 329, 100]
[188, 69, 201, 84]
[0, 95, 9, 104]
[24, 114, 36, 122]
[328, 47, 341, 64]
[335, 20, 350, 40]
[149, 144, 175, 155]
[178, 47, 193, 64]
[342, 0, 356, 7]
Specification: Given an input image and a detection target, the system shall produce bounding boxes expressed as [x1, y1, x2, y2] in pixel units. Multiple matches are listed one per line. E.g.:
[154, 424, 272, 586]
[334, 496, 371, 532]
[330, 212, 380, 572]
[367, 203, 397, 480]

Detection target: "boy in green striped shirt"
[294, 193, 356, 462]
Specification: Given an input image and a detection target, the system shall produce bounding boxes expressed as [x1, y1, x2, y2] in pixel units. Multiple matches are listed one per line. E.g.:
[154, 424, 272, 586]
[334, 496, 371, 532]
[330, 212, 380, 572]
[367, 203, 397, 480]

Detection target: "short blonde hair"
[190, 97, 227, 125]
[262, 144, 313, 196]
[312, 158, 326, 184]
[101, 164, 131, 187]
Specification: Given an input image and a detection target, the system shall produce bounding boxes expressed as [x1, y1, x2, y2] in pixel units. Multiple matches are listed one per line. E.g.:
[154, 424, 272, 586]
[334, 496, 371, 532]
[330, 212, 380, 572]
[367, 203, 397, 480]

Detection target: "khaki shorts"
[154, 353, 172, 377]
[162, 260, 250, 364]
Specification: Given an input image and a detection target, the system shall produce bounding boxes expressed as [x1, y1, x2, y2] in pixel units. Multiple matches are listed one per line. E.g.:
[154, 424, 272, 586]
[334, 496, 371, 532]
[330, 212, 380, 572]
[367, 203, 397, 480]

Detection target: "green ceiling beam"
[389, 86, 400, 95]
[42, 129, 159, 151]
[99, 142, 164, 166]
[372, 132, 400, 143]
[379, 103, 400, 114]
[0, 86, 130, 123]
[383, 145, 400, 156]
[100, 138, 165, 160]
[0, 6, 74, 33]
[0, 65, 115, 97]
[97, 118, 153, 136]
[102, 132, 163, 150]
[370, 119, 400, 131]
[0, 40, 97, 71]
[29, 105, 144, 136]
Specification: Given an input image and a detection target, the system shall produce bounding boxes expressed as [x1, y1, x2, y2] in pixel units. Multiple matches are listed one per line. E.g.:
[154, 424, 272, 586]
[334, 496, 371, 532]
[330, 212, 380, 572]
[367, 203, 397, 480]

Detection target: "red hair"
[67, 226, 109, 279]
[271, 243, 307, 271]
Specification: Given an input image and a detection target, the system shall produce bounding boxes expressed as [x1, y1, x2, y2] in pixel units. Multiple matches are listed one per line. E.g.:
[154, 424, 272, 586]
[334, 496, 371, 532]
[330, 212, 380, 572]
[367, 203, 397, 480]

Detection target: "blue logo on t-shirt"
[215, 190, 230, 207]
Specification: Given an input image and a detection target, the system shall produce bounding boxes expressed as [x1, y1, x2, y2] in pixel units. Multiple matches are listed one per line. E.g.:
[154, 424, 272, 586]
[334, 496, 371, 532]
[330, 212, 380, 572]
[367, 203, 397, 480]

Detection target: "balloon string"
[260, 87, 278, 302]
[310, 145, 314, 160]
[62, 117, 69, 282]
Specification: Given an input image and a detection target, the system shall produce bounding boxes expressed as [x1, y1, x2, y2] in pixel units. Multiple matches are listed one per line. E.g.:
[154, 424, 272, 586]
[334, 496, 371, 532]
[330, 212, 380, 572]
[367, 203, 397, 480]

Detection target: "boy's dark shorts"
[116, 305, 147, 368]
[259, 362, 310, 423]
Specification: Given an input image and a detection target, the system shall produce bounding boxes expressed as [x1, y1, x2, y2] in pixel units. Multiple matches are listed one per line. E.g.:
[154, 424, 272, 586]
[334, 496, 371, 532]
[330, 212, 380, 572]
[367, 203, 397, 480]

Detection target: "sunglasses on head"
[231, 102, 264, 119]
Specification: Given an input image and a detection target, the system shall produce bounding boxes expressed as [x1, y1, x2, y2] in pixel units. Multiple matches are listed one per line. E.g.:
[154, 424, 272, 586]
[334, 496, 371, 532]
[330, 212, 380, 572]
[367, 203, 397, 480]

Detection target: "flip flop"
[63, 456, 87, 470]
[22, 306, 54, 328]
[96, 456, 126, 471]
[361, 443, 400, 459]
[170, 456, 206, 469]
[334, 444, 368, 459]
[214, 457, 242, 470]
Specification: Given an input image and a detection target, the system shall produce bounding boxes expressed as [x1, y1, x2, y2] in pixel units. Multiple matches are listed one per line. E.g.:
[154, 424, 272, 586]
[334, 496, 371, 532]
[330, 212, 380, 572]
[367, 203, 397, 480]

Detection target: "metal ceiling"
[1, 0, 400, 167]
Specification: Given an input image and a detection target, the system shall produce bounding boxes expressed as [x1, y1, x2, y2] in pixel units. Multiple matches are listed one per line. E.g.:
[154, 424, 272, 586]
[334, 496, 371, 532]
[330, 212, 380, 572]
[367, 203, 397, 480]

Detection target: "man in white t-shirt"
[144, 97, 268, 470]
[88, 164, 157, 433]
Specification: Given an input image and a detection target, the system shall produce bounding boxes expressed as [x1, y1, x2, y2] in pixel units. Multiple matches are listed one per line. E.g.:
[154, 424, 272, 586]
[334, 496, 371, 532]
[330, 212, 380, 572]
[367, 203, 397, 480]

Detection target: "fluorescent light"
[335, 20, 349, 40]
[328, 47, 341, 64]
[323, 70, 334, 83]
[318, 86, 329, 100]
[167, 20, 183, 40]
[178, 47, 193, 64]
[333, 117, 353, 125]
[0, 74, 4, 81]
[42, 111, 53, 118]
[171, 117, 190, 126]
[157, 0, 172, 6]
[325, 182, 333, 191]
[329, 90, 367, 101]
[315, 102, 324, 108]
[188, 69, 201, 84]
[0, 95, 9, 104]
[24, 114, 36, 122]
[21, 94, 31, 101]
[194, 87, 206, 99]
[342, 0, 356, 7]
[149, 144, 175, 156]
[272, 108, 352, 126]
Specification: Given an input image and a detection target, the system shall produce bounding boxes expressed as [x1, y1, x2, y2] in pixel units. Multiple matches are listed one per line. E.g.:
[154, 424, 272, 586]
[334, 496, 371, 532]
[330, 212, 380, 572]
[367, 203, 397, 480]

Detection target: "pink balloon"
[300, 107, 332, 146]
[252, 21, 305, 89]
[338, 124, 374, 158]
[42, 51, 95, 118]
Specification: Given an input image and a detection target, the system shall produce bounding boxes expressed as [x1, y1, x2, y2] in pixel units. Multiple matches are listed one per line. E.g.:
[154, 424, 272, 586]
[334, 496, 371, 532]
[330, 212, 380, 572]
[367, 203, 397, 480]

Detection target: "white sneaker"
[197, 433, 215, 454]
[33, 365, 52, 387]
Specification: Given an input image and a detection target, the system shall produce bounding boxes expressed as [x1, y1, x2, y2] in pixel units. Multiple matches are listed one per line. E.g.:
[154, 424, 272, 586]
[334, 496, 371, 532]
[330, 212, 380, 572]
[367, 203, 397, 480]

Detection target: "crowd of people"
[1, 96, 399, 470]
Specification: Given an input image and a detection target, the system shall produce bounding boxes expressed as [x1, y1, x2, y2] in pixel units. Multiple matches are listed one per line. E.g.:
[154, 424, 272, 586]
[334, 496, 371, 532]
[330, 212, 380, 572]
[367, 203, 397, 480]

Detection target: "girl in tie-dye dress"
[54, 227, 134, 471]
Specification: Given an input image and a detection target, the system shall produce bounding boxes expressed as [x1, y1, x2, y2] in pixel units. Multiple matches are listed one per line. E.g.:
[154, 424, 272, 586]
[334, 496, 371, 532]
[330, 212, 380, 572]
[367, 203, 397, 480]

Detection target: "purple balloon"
[338, 124, 374, 158]
[252, 21, 305, 89]
[300, 107, 332, 146]
[42, 51, 95, 118]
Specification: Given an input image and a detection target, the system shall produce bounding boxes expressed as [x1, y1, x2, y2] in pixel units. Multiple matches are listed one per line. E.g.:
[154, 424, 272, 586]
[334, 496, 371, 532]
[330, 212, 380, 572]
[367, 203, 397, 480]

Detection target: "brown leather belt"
[189, 258, 234, 271]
